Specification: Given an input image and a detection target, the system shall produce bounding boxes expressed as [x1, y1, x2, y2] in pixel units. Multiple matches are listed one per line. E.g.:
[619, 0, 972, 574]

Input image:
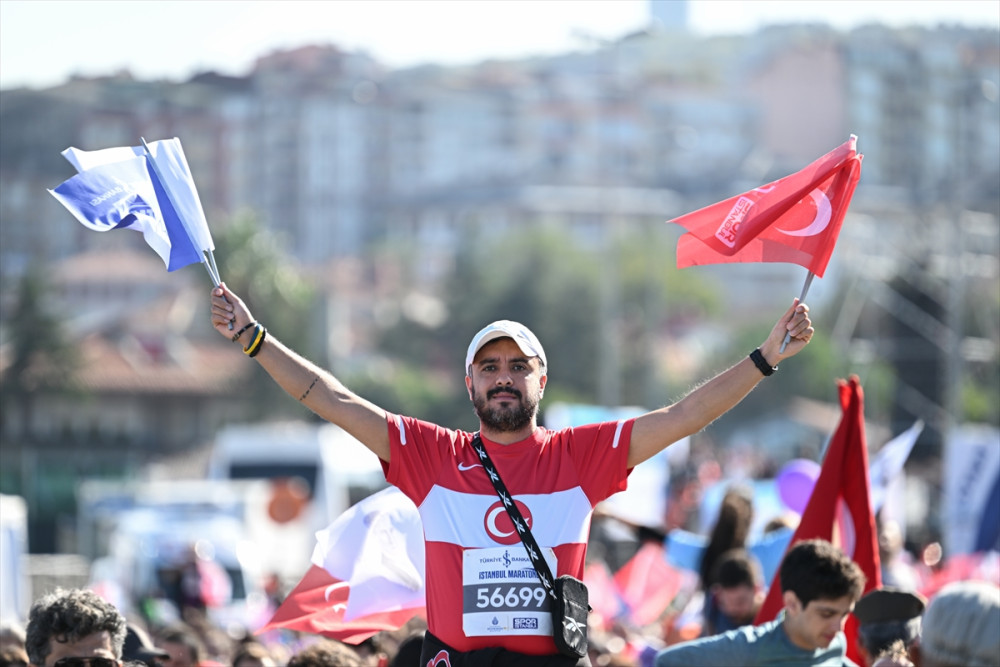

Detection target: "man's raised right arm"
[211, 284, 390, 462]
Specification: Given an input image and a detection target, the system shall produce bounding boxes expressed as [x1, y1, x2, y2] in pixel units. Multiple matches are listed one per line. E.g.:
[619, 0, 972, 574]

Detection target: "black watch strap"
[750, 348, 777, 376]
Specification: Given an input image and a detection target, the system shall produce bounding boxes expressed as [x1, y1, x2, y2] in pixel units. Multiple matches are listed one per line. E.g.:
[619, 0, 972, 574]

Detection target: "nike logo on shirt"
[458, 462, 484, 471]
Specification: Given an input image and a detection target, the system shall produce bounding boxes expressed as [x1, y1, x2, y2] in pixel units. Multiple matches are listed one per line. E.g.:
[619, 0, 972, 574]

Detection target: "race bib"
[462, 545, 557, 636]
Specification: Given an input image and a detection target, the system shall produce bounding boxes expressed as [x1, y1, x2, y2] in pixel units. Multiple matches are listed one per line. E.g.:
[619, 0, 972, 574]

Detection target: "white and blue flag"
[49, 138, 215, 275]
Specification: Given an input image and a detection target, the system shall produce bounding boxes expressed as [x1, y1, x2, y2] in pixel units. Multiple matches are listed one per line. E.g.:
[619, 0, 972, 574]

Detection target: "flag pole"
[206, 249, 222, 286]
[780, 271, 815, 353]
[140, 137, 232, 329]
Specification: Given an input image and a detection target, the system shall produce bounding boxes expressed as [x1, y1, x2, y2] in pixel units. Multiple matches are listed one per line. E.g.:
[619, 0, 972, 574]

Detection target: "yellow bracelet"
[243, 324, 265, 356]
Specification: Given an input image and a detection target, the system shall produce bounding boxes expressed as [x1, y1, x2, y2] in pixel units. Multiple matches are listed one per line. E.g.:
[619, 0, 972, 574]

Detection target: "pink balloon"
[776, 459, 821, 514]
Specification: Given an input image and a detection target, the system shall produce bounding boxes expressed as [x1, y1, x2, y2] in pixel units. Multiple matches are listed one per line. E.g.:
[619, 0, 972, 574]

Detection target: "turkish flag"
[258, 487, 426, 643]
[613, 541, 684, 627]
[258, 565, 422, 643]
[670, 136, 862, 278]
[754, 377, 881, 665]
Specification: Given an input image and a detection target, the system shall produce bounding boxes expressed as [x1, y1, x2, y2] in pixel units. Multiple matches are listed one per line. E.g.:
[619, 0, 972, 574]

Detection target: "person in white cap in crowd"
[915, 580, 1000, 667]
[210, 284, 814, 666]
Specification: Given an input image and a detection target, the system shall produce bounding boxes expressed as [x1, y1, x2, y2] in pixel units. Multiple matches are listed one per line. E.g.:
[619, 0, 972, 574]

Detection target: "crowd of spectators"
[1, 575, 997, 667]
[3, 444, 997, 667]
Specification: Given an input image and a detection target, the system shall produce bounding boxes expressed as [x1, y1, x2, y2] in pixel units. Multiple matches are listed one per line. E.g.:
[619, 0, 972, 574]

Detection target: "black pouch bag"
[552, 575, 590, 659]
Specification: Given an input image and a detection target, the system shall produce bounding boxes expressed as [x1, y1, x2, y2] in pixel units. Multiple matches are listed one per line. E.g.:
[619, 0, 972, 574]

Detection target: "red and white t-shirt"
[382, 413, 634, 654]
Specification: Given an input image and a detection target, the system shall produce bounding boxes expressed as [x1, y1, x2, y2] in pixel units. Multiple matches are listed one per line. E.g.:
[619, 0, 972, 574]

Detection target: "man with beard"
[210, 285, 814, 665]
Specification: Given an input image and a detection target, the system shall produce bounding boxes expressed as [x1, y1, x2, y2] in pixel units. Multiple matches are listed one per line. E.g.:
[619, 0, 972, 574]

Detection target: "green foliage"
[360, 223, 747, 423]
[0, 266, 79, 397]
[212, 212, 317, 418]
[721, 302, 898, 429]
[963, 372, 1000, 424]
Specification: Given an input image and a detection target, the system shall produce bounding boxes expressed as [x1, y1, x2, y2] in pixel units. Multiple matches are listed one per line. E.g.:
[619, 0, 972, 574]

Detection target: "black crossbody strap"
[470, 433, 558, 601]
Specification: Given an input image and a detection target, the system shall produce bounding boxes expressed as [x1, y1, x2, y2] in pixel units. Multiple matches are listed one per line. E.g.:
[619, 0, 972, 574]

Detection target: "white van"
[207, 421, 389, 579]
[209, 421, 388, 520]
[82, 478, 271, 629]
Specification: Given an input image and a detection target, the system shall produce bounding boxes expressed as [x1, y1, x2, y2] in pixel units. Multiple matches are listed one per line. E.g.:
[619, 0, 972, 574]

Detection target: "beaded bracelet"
[231, 321, 257, 343]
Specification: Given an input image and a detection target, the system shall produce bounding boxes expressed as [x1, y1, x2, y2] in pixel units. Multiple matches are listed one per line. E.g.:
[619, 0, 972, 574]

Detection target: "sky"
[1, 0, 998, 90]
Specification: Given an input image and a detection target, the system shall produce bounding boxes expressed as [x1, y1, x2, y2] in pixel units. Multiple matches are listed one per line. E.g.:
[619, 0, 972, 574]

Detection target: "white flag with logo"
[869, 420, 923, 514]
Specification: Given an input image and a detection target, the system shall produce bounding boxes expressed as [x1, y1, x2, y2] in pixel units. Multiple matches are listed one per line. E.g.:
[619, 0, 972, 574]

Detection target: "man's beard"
[471, 385, 539, 433]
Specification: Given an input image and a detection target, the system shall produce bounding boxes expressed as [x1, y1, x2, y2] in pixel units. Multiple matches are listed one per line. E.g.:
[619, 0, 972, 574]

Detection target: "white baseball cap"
[465, 320, 547, 374]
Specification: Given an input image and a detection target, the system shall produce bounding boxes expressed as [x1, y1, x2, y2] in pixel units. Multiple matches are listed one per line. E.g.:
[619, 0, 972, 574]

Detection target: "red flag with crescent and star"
[670, 136, 862, 278]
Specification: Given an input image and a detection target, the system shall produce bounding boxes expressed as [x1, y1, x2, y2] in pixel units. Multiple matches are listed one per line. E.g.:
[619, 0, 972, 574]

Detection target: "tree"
[0, 266, 80, 544]
[211, 212, 317, 419]
[353, 223, 728, 426]
[0, 266, 80, 437]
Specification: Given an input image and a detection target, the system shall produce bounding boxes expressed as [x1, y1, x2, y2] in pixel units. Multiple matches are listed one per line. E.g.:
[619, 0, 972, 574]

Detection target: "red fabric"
[258, 565, 423, 644]
[754, 377, 881, 665]
[613, 541, 683, 626]
[671, 136, 862, 278]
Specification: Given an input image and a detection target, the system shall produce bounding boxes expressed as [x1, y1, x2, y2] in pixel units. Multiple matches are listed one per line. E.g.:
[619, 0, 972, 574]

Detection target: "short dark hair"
[157, 627, 202, 665]
[232, 642, 275, 667]
[711, 548, 762, 589]
[25, 588, 126, 666]
[858, 617, 922, 655]
[287, 641, 364, 667]
[779, 539, 866, 608]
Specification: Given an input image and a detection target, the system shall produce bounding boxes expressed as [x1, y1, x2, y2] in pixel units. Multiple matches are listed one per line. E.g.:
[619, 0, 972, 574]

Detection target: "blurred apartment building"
[1, 19, 998, 549]
[3, 21, 996, 378]
[3, 24, 996, 269]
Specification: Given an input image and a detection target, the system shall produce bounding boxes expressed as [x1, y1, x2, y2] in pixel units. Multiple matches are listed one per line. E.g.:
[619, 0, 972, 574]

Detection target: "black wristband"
[231, 320, 256, 342]
[750, 348, 777, 376]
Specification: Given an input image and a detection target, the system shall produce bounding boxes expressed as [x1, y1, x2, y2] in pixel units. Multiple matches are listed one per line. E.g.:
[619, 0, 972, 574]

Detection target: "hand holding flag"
[669, 136, 862, 351]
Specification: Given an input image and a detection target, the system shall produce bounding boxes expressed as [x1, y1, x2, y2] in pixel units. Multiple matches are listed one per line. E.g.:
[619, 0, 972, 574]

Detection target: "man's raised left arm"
[627, 299, 812, 468]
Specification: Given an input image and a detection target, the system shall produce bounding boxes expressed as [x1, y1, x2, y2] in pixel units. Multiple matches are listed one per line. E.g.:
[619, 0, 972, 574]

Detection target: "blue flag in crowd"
[49, 138, 212, 272]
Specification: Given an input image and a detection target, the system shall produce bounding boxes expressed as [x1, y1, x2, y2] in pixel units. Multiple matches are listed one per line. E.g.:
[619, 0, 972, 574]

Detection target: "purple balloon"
[776, 459, 821, 514]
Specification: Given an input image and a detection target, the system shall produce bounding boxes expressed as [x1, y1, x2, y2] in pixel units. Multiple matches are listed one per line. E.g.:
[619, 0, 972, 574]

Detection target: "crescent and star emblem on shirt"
[484, 498, 533, 545]
[777, 189, 832, 238]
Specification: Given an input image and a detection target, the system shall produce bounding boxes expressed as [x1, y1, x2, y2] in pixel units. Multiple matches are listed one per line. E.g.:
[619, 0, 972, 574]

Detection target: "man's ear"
[465, 374, 474, 400]
[539, 373, 547, 395]
[783, 590, 802, 615]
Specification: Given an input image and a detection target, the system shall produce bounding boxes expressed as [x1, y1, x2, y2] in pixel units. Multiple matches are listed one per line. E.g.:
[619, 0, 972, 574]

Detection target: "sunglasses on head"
[53, 658, 120, 667]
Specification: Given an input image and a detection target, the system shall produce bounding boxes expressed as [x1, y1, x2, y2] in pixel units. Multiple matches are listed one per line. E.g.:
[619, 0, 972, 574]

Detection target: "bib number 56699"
[476, 585, 546, 609]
